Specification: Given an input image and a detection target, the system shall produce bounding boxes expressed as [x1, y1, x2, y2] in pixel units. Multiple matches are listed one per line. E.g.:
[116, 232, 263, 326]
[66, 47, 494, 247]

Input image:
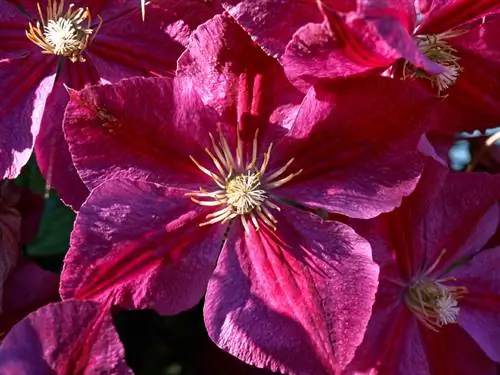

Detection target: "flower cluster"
[0, 0, 500, 374]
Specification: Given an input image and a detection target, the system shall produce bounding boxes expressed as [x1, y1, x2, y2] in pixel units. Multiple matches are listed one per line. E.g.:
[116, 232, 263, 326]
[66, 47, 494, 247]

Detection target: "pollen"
[405, 278, 468, 331]
[402, 30, 465, 96]
[25, 0, 102, 62]
[187, 129, 302, 232]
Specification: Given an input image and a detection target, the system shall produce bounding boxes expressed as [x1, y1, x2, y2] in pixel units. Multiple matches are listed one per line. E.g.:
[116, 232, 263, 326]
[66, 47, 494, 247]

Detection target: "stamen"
[26, 0, 102, 63]
[188, 129, 301, 232]
[405, 278, 468, 331]
[401, 30, 466, 96]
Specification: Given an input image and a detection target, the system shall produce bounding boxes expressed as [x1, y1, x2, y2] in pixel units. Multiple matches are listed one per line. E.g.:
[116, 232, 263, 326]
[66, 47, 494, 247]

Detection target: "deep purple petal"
[61, 178, 225, 315]
[0, 300, 132, 375]
[64, 76, 220, 190]
[204, 205, 378, 374]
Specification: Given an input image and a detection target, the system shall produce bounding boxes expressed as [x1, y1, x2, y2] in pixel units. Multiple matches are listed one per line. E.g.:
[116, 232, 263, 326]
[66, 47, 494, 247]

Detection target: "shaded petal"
[272, 77, 433, 218]
[0, 57, 55, 179]
[88, 1, 184, 79]
[450, 246, 500, 362]
[64, 76, 220, 190]
[1, 261, 59, 335]
[205, 205, 378, 374]
[346, 297, 430, 374]
[61, 178, 225, 315]
[0, 300, 132, 375]
[36, 72, 93, 210]
[418, 172, 500, 274]
[418, 0, 500, 35]
[418, 323, 497, 375]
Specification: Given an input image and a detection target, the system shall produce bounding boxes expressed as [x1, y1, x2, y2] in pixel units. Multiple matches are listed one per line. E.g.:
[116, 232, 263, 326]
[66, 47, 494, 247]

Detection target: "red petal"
[272, 77, 432, 218]
[204, 205, 378, 374]
[61, 178, 225, 315]
[63, 76, 220, 191]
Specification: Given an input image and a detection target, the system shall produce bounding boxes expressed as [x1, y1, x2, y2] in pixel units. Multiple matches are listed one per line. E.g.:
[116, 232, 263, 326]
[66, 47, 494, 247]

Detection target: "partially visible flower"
[345, 161, 500, 374]
[0, 0, 220, 209]
[59, 14, 433, 374]
[0, 300, 132, 374]
[224, 0, 500, 133]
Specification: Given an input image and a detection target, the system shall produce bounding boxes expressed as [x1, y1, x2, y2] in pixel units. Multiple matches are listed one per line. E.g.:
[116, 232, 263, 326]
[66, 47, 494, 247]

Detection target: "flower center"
[188, 129, 302, 231]
[225, 171, 267, 215]
[402, 30, 464, 96]
[26, 1, 101, 62]
[405, 278, 468, 331]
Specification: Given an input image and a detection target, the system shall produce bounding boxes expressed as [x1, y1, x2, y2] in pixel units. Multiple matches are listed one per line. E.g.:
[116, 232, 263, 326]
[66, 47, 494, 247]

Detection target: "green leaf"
[25, 191, 76, 257]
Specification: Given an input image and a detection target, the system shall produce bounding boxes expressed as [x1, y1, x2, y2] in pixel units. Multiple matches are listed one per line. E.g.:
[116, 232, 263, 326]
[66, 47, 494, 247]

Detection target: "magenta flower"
[345, 161, 500, 374]
[59, 15, 433, 374]
[0, 0, 219, 208]
[0, 300, 132, 374]
[224, 0, 500, 132]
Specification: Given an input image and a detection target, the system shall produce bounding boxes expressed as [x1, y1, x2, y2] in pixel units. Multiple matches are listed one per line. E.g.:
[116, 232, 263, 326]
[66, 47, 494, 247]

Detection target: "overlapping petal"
[271, 77, 433, 218]
[61, 178, 225, 315]
[205, 205, 378, 374]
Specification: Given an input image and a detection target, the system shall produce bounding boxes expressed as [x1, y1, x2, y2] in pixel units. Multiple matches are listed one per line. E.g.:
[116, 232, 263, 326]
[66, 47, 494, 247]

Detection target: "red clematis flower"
[344, 161, 500, 375]
[0, 300, 132, 374]
[0, 0, 220, 209]
[59, 14, 433, 374]
[224, 0, 500, 133]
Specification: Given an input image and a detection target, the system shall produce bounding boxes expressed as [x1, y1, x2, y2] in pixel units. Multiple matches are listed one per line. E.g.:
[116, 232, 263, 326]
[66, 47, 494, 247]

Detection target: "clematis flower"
[0, 300, 132, 374]
[224, 0, 500, 133]
[60, 14, 433, 374]
[344, 161, 500, 375]
[0, 0, 220, 209]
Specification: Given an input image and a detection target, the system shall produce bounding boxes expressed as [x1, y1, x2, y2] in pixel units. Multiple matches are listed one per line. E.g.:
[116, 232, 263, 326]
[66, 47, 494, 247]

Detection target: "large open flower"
[345, 161, 500, 374]
[0, 0, 220, 208]
[59, 15, 433, 374]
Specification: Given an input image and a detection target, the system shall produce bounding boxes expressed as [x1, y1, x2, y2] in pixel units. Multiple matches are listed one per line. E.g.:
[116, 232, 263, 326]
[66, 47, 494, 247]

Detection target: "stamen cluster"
[188, 130, 302, 231]
[25, 0, 101, 62]
[405, 278, 468, 331]
[402, 31, 464, 95]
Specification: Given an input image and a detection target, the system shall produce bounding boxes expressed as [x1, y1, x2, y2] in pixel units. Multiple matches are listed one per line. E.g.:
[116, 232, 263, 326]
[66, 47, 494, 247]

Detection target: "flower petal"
[61, 178, 225, 315]
[272, 77, 432, 218]
[222, 0, 322, 58]
[448, 246, 500, 362]
[204, 205, 378, 374]
[64, 76, 220, 190]
[0, 300, 132, 375]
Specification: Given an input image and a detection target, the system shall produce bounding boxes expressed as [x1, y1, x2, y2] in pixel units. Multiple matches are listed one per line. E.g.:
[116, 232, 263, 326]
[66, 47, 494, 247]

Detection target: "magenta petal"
[64, 76, 220, 190]
[61, 178, 225, 315]
[204, 205, 378, 374]
[222, 0, 322, 58]
[0, 300, 132, 375]
[273, 78, 432, 218]
[0, 61, 55, 179]
[448, 246, 500, 362]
